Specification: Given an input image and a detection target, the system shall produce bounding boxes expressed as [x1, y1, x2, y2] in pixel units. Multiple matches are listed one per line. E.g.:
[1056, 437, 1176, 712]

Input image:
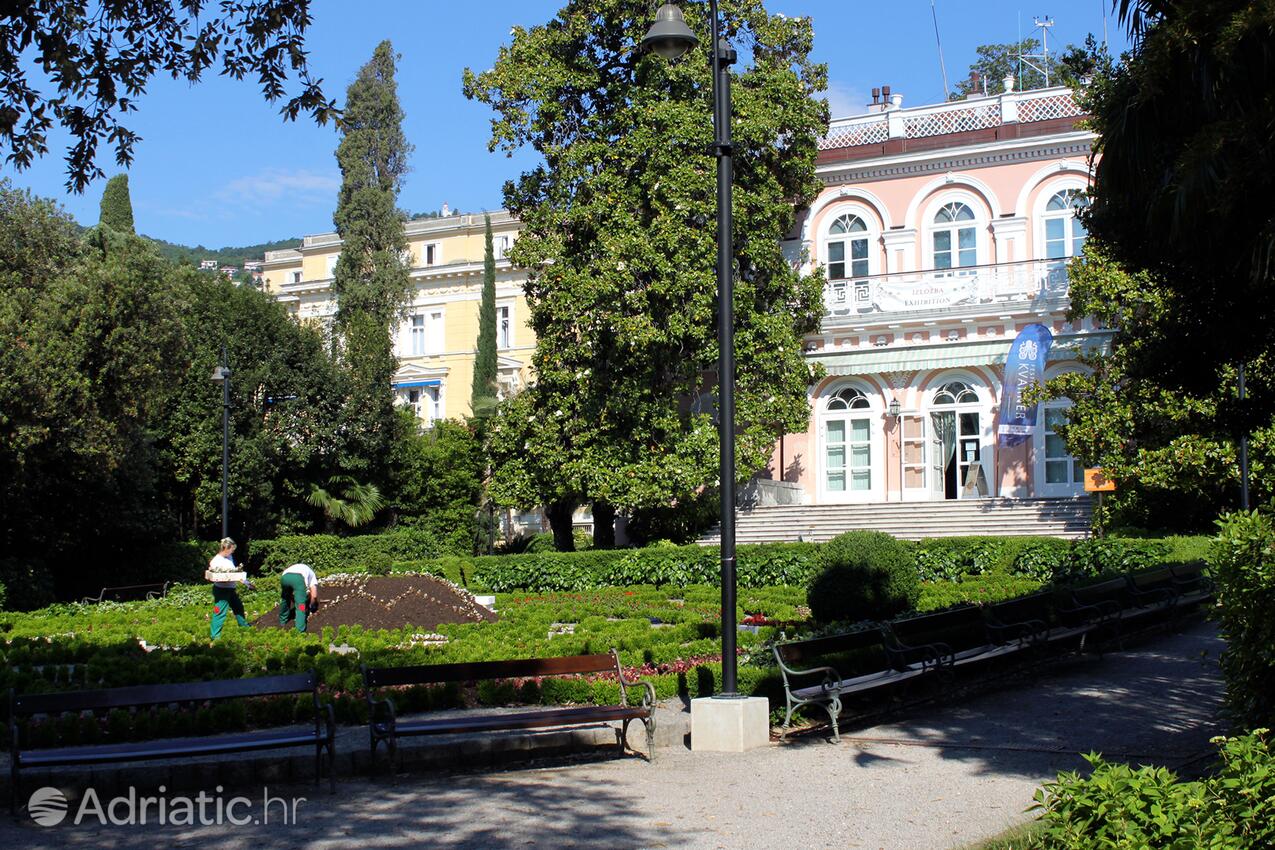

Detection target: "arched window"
[1043, 190, 1088, 259]
[932, 202, 977, 269]
[827, 213, 870, 281]
[932, 381, 979, 406]
[826, 386, 871, 411]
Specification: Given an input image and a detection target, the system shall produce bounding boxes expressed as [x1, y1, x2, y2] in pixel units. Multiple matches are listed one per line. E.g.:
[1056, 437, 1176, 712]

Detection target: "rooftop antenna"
[1100, 0, 1109, 50]
[1018, 15, 1056, 88]
[930, 0, 950, 100]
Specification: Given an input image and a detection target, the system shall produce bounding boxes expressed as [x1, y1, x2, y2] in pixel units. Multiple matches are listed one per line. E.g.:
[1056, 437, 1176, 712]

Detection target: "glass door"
[931, 412, 953, 499]
[902, 415, 928, 498]
[957, 411, 987, 498]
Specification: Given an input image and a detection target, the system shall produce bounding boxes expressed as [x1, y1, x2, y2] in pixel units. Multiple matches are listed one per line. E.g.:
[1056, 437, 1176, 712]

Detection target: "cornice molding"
[818, 137, 1094, 186]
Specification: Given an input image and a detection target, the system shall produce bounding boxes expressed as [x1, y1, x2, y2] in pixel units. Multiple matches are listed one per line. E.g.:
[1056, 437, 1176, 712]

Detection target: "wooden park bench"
[884, 605, 1028, 676]
[9, 671, 336, 814]
[981, 591, 1097, 653]
[773, 627, 942, 742]
[1061, 574, 1177, 647]
[361, 650, 656, 772]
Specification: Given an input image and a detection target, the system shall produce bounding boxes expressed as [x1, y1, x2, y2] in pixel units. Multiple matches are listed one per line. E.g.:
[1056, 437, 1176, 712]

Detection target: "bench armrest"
[884, 631, 951, 671]
[987, 618, 1046, 647]
[619, 676, 657, 711]
[1058, 597, 1119, 625]
[368, 696, 397, 737]
[772, 647, 843, 692]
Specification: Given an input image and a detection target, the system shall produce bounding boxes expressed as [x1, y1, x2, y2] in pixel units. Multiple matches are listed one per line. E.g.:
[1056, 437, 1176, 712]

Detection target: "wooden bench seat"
[982, 591, 1095, 651]
[884, 605, 1028, 675]
[362, 650, 655, 771]
[9, 671, 335, 813]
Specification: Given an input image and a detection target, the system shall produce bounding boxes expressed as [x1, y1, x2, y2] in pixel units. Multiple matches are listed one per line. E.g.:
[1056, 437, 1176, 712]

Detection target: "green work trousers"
[279, 572, 310, 632]
[210, 585, 247, 639]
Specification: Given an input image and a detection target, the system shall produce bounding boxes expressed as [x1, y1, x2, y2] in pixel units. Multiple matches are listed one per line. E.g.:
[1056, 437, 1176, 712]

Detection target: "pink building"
[766, 86, 1107, 515]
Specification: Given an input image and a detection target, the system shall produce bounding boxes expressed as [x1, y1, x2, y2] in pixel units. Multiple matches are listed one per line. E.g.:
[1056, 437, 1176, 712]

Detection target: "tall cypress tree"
[332, 40, 413, 328]
[471, 213, 498, 416]
[98, 174, 135, 233]
[330, 40, 412, 485]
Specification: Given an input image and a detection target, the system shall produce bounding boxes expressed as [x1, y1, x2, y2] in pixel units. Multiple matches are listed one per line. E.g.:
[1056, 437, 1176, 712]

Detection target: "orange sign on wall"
[1084, 468, 1116, 492]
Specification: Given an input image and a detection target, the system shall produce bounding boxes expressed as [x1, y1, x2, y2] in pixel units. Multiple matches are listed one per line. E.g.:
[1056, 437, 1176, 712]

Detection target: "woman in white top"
[208, 538, 250, 639]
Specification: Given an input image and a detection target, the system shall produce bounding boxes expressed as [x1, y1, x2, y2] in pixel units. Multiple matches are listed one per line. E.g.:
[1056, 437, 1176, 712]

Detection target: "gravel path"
[6, 622, 1225, 850]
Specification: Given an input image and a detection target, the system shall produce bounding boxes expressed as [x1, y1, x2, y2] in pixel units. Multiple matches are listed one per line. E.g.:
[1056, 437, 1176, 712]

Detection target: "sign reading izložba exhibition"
[997, 323, 1054, 448]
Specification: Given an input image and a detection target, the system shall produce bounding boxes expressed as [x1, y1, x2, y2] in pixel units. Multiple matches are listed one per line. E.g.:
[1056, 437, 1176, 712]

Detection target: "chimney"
[441, 202, 451, 217]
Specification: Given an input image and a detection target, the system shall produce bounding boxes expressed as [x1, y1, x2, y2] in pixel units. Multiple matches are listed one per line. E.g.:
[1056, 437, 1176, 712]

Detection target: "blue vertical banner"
[998, 323, 1054, 448]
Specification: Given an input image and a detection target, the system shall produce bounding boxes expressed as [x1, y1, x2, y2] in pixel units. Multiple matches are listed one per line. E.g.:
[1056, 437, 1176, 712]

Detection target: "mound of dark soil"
[254, 574, 496, 632]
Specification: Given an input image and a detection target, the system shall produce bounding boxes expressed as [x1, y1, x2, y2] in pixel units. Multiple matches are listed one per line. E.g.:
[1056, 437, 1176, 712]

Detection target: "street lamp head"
[642, 2, 698, 61]
[210, 365, 231, 383]
[888, 399, 902, 418]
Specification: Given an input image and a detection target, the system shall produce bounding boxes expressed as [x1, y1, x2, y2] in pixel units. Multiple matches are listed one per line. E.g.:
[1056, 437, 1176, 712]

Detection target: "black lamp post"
[643, 1, 742, 698]
[210, 347, 232, 540]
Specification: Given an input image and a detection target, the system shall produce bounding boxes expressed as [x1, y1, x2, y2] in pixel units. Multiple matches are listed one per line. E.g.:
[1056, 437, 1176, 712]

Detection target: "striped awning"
[810, 332, 1112, 377]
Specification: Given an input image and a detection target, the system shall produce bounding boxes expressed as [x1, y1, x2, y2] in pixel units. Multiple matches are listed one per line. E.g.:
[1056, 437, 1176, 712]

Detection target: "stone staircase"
[699, 496, 1093, 545]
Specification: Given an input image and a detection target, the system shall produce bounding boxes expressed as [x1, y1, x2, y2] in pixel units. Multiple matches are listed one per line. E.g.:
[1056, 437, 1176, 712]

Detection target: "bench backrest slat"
[985, 591, 1054, 624]
[1071, 578, 1128, 605]
[889, 606, 989, 651]
[13, 672, 316, 716]
[774, 628, 884, 665]
[364, 654, 617, 688]
[1131, 568, 1174, 590]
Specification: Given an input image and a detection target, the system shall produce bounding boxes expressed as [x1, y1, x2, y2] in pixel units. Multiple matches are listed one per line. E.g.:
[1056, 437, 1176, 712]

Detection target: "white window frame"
[923, 192, 988, 272]
[290, 270, 302, 284]
[425, 308, 444, 354]
[326, 254, 339, 278]
[409, 314, 426, 356]
[493, 234, 511, 260]
[1034, 180, 1090, 262]
[422, 242, 440, 267]
[497, 303, 512, 350]
[820, 204, 879, 311]
[817, 382, 883, 504]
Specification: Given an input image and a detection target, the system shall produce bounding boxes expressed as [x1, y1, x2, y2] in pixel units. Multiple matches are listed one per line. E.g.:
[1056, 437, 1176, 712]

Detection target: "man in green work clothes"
[208, 538, 251, 639]
[279, 562, 320, 632]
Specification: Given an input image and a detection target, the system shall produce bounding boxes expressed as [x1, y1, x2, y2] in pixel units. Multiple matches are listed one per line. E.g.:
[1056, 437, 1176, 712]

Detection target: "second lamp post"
[643, 1, 742, 698]
[211, 346, 232, 540]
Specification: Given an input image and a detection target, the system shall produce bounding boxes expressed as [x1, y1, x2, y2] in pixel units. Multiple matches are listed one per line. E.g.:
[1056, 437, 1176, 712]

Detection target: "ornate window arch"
[825, 385, 872, 412]
[818, 382, 880, 500]
[1042, 189, 1089, 259]
[931, 380, 980, 406]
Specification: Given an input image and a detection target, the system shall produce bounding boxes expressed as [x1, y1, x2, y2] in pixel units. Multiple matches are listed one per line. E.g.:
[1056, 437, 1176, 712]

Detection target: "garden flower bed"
[252, 573, 496, 632]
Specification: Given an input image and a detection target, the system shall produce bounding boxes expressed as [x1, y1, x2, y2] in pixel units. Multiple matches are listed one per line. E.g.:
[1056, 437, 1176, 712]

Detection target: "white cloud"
[215, 168, 340, 209]
[824, 80, 869, 120]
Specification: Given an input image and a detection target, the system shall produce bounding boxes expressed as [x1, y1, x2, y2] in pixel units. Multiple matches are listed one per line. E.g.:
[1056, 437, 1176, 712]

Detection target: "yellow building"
[262, 210, 532, 424]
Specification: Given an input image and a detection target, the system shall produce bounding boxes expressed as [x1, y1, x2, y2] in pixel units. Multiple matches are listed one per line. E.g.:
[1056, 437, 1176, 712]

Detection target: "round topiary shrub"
[807, 530, 919, 624]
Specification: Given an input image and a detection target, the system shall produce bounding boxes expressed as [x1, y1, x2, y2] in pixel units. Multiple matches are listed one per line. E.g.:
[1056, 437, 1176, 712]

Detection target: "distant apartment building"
[261, 211, 530, 425]
[199, 259, 218, 270]
[242, 260, 263, 272]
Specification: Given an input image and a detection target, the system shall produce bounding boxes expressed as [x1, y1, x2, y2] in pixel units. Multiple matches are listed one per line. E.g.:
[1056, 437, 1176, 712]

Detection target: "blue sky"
[0, 1, 1127, 248]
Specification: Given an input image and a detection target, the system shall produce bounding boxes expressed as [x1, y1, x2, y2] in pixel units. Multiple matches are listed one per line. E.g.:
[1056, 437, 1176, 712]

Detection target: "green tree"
[307, 476, 386, 531]
[155, 273, 346, 542]
[0, 2, 336, 192]
[389, 417, 486, 554]
[466, 0, 827, 549]
[471, 214, 499, 417]
[0, 180, 186, 590]
[950, 36, 1106, 99]
[1043, 1, 1275, 529]
[98, 174, 135, 234]
[330, 40, 414, 490]
[332, 40, 413, 328]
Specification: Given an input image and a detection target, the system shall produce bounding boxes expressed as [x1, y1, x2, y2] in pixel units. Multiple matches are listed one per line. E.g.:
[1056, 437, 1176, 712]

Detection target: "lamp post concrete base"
[690, 696, 770, 752]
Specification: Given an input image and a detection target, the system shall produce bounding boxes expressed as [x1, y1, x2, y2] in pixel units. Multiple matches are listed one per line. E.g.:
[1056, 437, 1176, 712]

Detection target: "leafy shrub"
[915, 547, 962, 582]
[135, 541, 211, 585]
[1068, 537, 1170, 580]
[523, 533, 558, 553]
[806, 531, 918, 623]
[1012, 539, 1072, 583]
[1211, 511, 1275, 730]
[248, 528, 447, 575]
[1031, 730, 1275, 849]
[917, 574, 1044, 612]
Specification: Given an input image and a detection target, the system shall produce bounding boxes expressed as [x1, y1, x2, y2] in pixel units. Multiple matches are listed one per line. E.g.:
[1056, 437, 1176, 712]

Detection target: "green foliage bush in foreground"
[807, 531, 919, 624]
[1209, 511, 1275, 731]
[248, 528, 449, 575]
[1029, 730, 1275, 849]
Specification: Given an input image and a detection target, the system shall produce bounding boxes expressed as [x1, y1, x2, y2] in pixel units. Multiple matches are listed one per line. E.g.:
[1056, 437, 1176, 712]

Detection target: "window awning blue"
[393, 379, 441, 388]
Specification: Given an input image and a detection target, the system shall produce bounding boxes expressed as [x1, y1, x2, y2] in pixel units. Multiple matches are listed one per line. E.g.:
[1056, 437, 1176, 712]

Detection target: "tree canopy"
[1044, 0, 1275, 529]
[471, 213, 499, 416]
[98, 174, 135, 233]
[0, 1, 337, 192]
[465, 0, 828, 543]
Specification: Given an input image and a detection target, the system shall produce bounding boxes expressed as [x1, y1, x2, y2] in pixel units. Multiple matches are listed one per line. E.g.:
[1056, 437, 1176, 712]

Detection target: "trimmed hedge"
[247, 528, 447, 575]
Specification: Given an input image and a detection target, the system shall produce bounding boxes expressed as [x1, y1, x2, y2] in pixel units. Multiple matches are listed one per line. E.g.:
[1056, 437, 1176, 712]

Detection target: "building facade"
[770, 85, 1107, 507]
[262, 211, 533, 424]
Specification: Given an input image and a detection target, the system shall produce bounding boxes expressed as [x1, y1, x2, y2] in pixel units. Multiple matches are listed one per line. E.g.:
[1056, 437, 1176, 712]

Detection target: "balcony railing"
[824, 259, 1070, 318]
[820, 86, 1084, 151]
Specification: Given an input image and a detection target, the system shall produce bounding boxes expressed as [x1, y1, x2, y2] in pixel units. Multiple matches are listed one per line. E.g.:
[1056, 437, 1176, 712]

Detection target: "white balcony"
[823, 259, 1070, 320]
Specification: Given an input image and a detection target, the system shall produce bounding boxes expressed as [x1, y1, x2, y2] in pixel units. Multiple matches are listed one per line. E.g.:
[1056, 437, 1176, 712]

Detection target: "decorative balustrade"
[819, 86, 1083, 151]
[823, 259, 1070, 318]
